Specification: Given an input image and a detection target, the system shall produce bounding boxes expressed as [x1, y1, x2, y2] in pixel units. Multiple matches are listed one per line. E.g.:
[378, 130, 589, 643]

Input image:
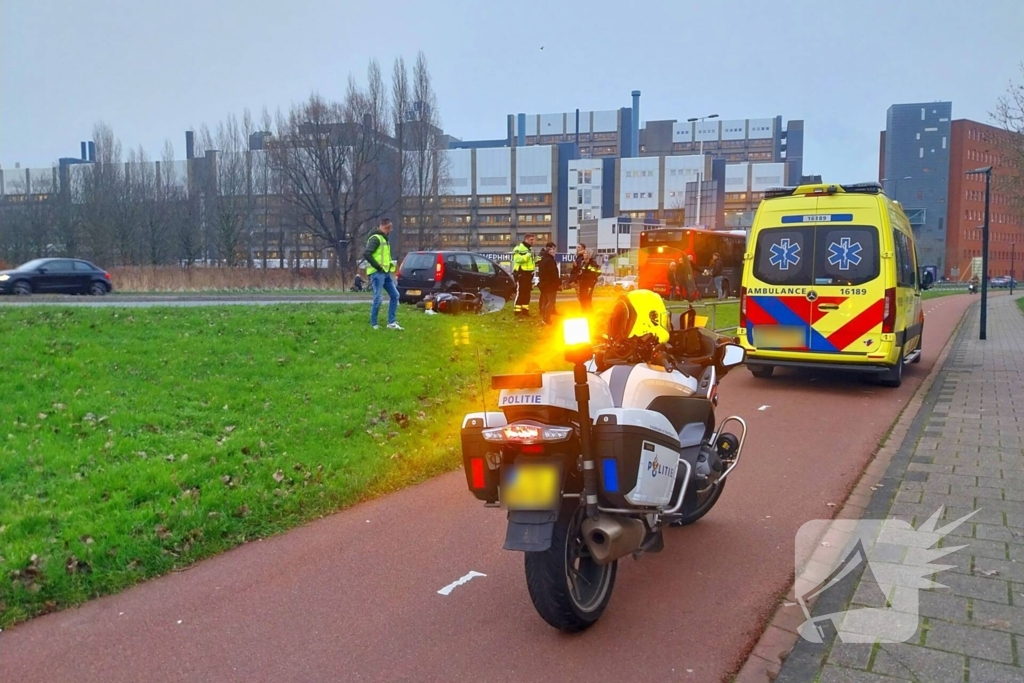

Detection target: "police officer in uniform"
[569, 242, 602, 313]
[512, 233, 536, 317]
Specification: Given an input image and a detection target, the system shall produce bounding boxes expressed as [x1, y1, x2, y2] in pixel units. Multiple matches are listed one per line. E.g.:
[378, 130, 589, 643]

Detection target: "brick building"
[946, 120, 1023, 280]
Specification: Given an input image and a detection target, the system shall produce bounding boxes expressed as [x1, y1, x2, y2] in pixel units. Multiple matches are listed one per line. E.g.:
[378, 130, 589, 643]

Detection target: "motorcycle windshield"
[479, 291, 506, 314]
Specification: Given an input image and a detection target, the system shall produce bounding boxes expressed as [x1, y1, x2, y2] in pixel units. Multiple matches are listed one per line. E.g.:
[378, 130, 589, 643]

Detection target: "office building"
[879, 102, 953, 273]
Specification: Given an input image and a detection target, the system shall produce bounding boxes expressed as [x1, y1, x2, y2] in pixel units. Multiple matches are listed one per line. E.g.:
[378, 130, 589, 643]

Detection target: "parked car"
[0, 258, 113, 296]
[612, 275, 638, 291]
[990, 276, 1017, 289]
[396, 251, 516, 304]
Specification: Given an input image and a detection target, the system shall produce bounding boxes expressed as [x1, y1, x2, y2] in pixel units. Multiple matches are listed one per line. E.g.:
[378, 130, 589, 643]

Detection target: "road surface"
[0, 295, 977, 683]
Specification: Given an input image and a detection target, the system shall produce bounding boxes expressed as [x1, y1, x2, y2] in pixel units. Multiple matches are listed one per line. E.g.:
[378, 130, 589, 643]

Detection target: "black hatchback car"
[0, 258, 113, 296]
[396, 251, 515, 304]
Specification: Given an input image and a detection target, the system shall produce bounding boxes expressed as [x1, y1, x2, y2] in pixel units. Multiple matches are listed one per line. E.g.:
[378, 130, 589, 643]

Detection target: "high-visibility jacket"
[512, 242, 536, 272]
[363, 231, 393, 275]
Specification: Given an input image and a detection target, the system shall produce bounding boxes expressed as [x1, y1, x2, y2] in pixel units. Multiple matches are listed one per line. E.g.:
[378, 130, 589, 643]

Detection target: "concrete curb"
[729, 301, 976, 683]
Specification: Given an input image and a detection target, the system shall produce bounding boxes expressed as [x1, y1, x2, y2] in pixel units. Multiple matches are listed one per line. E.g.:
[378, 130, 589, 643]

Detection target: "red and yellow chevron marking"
[747, 295, 884, 353]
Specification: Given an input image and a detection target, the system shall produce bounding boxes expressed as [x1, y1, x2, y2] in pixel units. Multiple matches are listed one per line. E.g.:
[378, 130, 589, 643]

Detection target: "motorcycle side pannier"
[592, 408, 682, 509]
[460, 412, 506, 503]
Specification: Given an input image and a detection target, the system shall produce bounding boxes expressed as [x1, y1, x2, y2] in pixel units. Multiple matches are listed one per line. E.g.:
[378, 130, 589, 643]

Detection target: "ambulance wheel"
[750, 365, 774, 379]
[524, 501, 617, 633]
[878, 354, 904, 388]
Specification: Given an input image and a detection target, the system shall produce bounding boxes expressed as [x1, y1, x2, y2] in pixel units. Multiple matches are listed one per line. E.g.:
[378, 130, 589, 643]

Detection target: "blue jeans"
[370, 272, 399, 326]
[713, 275, 725, 299]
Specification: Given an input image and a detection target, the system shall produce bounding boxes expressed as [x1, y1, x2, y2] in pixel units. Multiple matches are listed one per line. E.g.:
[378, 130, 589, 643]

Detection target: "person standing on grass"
[710, 252, 725, 299]
[538, 241, 560, 325]
[512, 233, 537, 317]
[569, 243, 601, 313]
[667, 261, 679, 301]
[683, 254, 700, 302]
[363, 217, 403, 330]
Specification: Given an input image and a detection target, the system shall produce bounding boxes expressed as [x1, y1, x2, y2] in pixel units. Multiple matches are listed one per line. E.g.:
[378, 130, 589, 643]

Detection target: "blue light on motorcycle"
[602, 458, 619, 493]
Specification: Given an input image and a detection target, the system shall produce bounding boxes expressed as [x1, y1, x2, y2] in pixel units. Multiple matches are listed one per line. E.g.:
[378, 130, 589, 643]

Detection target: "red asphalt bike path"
[0, 294, 977, 683]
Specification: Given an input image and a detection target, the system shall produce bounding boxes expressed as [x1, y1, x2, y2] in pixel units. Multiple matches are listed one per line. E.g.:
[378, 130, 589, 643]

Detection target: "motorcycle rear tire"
[669, 479, 727, 527]
[524, 501, 617, 633]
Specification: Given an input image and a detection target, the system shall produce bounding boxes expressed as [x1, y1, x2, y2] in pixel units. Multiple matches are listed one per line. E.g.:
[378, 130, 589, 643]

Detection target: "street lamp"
[687, 114, 718, 228]
[966, 166, 992, 340]
[881, 175, 911, 198]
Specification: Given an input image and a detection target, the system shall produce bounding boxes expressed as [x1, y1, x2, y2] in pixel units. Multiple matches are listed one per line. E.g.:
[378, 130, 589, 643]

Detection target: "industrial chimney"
[631, 90, 641, 158]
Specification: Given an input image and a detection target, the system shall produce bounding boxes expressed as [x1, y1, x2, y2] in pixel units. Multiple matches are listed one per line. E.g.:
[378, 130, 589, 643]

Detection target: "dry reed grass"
[109, 266, 352, 293]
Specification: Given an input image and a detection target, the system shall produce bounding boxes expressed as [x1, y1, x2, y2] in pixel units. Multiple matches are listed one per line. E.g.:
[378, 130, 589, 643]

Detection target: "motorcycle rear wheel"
[669, 478, 728, 527]
[524, 501, 617, 633]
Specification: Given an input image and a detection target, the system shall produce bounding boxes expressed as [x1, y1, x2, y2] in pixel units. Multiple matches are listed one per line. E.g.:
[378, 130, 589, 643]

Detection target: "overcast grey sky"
[2, 0, 1021, 181]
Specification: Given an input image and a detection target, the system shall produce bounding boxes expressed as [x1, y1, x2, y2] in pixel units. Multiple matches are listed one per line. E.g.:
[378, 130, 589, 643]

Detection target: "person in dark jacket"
[667, 261, 679, 301]
[680, 255, 699, 302]
[710, 252, 725, 299]
[537, 242, 561, 325]
[568, 243, 602, 313]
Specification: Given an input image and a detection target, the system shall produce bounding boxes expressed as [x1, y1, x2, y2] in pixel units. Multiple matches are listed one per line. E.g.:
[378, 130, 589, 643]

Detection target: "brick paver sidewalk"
[776, 295, 1024, 683]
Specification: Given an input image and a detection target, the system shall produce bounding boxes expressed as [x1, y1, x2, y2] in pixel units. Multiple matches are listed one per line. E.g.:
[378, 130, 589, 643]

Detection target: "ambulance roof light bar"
[764, 182, 883, 200]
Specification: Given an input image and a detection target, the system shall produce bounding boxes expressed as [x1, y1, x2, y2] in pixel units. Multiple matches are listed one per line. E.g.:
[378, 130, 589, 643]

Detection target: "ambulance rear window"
[814, 227, 879, 286]
[753, 227, 814, 286]
[753, 225, 880, 287]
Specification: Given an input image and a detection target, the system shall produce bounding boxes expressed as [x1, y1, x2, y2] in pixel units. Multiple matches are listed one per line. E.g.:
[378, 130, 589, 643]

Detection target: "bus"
[638, 227, 747, 298]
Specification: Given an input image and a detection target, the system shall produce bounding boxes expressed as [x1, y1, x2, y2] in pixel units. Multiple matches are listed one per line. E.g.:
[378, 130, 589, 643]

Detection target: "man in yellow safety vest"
[363, 217, 403, 330]
[511, 233, 536, 317]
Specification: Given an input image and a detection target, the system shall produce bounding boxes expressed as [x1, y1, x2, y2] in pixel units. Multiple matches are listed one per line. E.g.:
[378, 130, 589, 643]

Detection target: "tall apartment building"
[879, 102, 953, 273]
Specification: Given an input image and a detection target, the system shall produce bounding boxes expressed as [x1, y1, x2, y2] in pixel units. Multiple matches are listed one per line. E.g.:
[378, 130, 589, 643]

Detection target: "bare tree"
[391, 56, 410, 255]
[268, 63, 398, 279]
[992, 62, 1024, 226]
[78, 122, 127, 266]
[403, 51, 451, 251]
[207, 113, 251, 266]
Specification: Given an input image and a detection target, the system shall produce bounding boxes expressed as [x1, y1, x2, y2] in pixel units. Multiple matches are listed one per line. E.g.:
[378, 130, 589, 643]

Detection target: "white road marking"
[758, 405, 770, 411]
[438, 570, 487, 596]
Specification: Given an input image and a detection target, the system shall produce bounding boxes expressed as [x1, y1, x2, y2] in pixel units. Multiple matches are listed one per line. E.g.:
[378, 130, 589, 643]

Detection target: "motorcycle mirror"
[720, 343, 746, 368]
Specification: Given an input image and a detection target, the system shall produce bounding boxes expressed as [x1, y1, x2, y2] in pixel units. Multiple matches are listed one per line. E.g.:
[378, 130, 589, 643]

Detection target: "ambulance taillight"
[882, 288, 897, 334]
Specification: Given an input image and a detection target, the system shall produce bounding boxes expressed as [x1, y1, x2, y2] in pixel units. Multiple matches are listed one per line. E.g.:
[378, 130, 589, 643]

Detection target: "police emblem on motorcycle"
[647, 455, 674, 478]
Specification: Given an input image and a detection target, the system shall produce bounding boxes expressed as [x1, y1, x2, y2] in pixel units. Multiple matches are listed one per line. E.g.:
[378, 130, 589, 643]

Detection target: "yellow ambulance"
[738, 182, 935, 387]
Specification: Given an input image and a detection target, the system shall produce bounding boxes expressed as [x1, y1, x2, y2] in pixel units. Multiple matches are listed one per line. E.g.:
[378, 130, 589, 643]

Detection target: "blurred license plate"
[754, 325, 806, 349]
[406, 290, 421, 296]
[502, 463, 560, 510]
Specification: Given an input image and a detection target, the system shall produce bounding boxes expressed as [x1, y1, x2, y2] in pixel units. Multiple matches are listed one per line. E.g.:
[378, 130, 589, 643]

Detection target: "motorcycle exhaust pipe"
[581, 514, 647, 565]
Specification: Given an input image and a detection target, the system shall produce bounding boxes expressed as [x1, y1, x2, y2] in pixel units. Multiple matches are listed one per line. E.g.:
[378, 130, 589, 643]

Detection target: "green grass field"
[0, 302, 579, 627]
[0, 294, 741, 627]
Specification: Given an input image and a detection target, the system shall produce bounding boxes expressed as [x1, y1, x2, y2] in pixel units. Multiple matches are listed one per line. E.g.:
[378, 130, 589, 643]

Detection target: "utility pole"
[1012, 242, 1016, 296]
[967, 165, 993, 340]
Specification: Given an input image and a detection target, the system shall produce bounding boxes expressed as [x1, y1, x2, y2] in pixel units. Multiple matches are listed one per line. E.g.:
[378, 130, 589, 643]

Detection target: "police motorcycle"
[459, 290, 748, 632]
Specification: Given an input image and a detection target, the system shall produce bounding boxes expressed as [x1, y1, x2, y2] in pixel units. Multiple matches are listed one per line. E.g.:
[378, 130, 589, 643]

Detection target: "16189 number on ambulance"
[738, 182, 935, 388]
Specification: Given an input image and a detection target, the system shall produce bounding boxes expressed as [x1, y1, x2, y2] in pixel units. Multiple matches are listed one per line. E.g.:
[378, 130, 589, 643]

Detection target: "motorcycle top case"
[460, 412, 507, 503]
[593, 408, 681, 509]
[498, 371, 615, 425]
